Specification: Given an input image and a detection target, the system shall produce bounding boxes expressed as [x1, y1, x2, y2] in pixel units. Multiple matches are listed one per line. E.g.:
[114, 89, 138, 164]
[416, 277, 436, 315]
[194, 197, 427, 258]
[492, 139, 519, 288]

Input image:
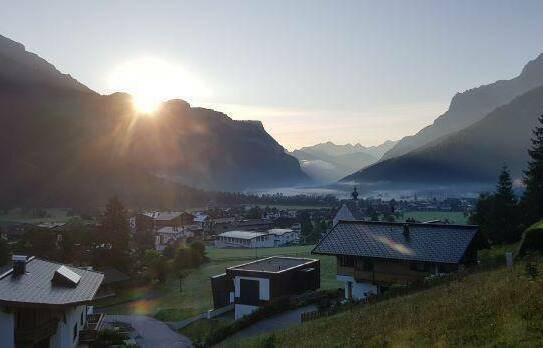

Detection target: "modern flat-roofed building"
[313, 220, 479, 301]
[0, 255, 104, 348]
[211, 256, 320, 319]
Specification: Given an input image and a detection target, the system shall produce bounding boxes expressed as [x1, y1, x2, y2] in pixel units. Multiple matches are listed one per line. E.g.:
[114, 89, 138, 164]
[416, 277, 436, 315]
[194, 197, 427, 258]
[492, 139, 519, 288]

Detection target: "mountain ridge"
[381, 52, 543, 161]
[0, 34, 307, 207]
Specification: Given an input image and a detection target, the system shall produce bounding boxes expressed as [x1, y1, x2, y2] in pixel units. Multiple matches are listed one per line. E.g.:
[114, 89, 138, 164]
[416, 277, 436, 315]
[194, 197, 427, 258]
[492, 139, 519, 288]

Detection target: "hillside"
[241, 263, 543, 347]
[0, 35, 307, 207]
[382, 52, 543, 161]
[344, 84, 543, 185]
[291, 141, 395, 183]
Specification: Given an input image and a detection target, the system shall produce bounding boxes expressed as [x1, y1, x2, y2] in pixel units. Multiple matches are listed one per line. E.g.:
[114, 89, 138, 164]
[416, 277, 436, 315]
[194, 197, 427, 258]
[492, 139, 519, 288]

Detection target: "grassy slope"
[99, 245, 340, 319]
[239, 263, 543, 347]
[401, 211, 469, 224]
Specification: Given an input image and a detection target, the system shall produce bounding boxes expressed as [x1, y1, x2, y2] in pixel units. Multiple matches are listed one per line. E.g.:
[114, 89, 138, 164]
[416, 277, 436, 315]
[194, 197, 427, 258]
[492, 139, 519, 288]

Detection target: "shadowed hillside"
[0, 35, 307, 207]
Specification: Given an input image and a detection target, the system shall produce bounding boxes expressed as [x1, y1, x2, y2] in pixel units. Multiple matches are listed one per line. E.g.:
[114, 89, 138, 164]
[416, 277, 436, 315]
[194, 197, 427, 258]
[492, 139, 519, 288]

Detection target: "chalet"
[155, 226, 195, 252]
[135, 211, 195, 233]
[210, 257, 320, 319]
[0, 256, 104, 348]
[313, 221, 479, 301]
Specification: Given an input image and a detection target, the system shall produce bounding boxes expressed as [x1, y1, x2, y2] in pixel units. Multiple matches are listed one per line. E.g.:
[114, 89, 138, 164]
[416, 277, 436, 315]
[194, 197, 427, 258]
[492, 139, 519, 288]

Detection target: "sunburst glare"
[107, 57, 211, 114]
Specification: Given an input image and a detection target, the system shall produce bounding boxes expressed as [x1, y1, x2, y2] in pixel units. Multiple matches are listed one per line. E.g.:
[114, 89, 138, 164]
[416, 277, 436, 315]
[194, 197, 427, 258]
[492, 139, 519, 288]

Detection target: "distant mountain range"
[382, 53, 543, 161]
[345, 53, 543, 186]
[0, 35, 307, 207]
[291, 141, 397, 183]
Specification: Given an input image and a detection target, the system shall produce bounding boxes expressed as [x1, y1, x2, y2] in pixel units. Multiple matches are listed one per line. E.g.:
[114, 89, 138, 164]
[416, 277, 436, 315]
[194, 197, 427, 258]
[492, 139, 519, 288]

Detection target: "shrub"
[518, 221, 543, 256]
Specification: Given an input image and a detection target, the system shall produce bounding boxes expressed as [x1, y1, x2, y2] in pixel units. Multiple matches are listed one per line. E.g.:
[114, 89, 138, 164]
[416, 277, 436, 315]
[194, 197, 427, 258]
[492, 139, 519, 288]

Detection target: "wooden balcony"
[337, 264, 426, 285]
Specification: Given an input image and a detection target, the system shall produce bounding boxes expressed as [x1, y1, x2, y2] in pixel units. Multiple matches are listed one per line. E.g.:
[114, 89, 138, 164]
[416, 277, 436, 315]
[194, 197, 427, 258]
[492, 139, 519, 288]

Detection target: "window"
[73, 323, 78, 342]
[339, 255, 354, 267]
[362, 259, 374, 271]
[410, 262, 431, 272]
[80, 310, 84, 326]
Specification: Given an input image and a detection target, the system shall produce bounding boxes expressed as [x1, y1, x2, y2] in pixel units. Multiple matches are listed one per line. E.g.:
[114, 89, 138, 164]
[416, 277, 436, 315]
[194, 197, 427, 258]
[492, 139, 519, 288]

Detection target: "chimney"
[12, 255, 27, 276]
[403, 224, 410, 238]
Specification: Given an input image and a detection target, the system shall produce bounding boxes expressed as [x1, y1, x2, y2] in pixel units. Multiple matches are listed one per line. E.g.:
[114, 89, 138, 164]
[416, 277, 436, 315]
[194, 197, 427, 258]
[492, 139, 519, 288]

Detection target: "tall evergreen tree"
[493, 166, 521, 243]
[470, 166, 520, 244]
[0, 231, 9, 266]
[522, 115, 543, 225]
[99, 197, 131, 270]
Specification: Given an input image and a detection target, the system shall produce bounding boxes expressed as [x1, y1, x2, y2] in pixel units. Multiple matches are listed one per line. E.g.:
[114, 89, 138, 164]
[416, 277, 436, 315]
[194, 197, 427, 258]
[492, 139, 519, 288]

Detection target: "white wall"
[0, 307, 14, 348]
[233, 276, 270, 319]
[336, 275, 378, 300]
[234, 276, 270, 301]
[49, 305, 87, 348]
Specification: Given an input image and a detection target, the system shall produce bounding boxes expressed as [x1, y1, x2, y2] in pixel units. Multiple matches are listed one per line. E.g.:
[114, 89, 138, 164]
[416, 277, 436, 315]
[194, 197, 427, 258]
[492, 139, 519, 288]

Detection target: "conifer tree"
[522, 115, 543, 225]
[493, 166, 520, 243]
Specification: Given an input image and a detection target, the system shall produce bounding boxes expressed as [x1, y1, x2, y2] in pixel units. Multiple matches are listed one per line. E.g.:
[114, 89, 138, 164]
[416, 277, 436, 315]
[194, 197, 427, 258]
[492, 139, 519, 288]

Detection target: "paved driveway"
[105, 314, 193, 348]
[223, 304, 318, 344]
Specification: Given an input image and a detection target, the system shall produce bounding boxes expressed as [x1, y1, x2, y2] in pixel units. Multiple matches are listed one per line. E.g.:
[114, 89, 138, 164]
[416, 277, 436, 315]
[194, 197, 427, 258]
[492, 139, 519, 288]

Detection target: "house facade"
[313, 221, 479, 301]
[214, 228, 299, 249]
[0, 256, 104, 348]
[211, 257, 320, 319]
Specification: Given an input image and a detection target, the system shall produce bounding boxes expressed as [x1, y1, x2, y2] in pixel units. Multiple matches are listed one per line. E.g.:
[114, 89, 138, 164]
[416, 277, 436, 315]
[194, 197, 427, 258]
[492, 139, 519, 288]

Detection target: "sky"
[1, 0, 543, 150]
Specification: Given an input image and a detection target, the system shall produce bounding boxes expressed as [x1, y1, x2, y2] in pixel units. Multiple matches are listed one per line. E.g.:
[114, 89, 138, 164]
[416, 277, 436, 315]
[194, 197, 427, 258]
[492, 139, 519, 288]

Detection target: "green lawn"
[0, 208, 74, 224]
[238, 261, 543, 347]
[98, 245, 340, 320]
[401, 211, 470, 224]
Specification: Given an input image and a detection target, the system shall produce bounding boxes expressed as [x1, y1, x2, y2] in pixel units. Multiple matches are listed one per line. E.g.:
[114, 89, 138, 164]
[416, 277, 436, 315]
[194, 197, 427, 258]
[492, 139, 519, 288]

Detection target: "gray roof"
[229, 256, 316, 273]
[218, 230, 266, 239]
[333, 204, 355, 226]
[0, 258, 104, 306]
[313, 221, 478, 264]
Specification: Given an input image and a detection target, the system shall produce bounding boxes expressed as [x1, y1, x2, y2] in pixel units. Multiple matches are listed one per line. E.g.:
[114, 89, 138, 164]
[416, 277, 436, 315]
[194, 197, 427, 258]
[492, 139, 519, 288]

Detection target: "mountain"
[344, 84, 543, 185]
[382, 52, 543, 161]
[291, 141, 396, 183]
[0, 35, 307, 207]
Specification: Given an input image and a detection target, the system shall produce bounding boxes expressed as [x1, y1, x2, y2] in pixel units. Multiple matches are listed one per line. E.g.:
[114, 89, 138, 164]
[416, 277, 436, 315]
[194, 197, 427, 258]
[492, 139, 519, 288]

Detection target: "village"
[0, 187, 501, 347]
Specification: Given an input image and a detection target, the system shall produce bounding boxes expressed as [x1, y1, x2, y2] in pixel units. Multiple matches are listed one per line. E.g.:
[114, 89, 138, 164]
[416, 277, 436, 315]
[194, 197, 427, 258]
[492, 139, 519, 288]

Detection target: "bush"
[518, 221, 543, 256]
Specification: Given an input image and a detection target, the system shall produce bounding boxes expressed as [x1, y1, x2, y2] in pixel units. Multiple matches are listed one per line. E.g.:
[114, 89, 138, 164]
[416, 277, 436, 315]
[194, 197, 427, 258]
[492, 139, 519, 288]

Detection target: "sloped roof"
[267, 228, 295, 236]
[0, 258, 104, 306]
[141, 211, 191, 221]
[218, 230, 266, 239]
[313, 221, 478, 264]
[333, 204, 355, 226]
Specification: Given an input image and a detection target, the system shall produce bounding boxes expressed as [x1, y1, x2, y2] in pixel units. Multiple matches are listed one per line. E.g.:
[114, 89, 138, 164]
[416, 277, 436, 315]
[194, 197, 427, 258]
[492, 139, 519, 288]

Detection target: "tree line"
[470, 115, 543, 245]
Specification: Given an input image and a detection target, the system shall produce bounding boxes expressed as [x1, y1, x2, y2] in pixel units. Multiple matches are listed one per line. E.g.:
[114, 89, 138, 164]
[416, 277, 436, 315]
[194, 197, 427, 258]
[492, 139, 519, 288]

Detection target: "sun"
[107, 57, 210, 114]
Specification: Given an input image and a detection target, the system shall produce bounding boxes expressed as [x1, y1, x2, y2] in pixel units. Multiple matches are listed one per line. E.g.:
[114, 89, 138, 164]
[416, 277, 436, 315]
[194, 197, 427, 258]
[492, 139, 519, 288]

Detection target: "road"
[104, 314, 193, 348]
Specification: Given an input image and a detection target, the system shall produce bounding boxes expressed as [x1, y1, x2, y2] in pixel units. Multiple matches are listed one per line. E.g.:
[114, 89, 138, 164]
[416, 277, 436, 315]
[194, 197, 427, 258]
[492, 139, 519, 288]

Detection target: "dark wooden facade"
[211, 258, 320, 309]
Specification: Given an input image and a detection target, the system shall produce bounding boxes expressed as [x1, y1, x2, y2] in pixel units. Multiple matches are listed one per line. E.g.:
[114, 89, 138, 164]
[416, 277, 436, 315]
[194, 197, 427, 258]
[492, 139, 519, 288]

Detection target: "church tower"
[351, 186, 359, 201]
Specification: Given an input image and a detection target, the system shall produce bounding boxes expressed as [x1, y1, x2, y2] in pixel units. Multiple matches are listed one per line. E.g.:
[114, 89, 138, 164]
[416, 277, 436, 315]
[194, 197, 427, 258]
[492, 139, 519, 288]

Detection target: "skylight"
[52, 265, 81, 287]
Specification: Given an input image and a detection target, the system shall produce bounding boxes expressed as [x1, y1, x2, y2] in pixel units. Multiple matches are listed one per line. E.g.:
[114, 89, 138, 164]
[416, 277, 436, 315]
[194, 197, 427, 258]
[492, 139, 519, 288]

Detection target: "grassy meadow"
[401, 211, 470, 224]
[97, 245, 340, 320]
[237, 261, 543, 347]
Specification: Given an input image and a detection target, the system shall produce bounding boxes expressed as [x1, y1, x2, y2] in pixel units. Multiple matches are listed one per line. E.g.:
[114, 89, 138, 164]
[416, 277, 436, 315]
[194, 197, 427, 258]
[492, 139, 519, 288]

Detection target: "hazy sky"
[2, 0, 543, 150]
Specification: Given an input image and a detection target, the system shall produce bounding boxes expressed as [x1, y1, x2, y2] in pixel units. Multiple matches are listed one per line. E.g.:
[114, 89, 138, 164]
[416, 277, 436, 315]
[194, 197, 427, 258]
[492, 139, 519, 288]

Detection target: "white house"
[214, 228, 299, 248]
[214, 231, 274, 248]
[0, 255, 104, 348]
[267, 228, 299, 246]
